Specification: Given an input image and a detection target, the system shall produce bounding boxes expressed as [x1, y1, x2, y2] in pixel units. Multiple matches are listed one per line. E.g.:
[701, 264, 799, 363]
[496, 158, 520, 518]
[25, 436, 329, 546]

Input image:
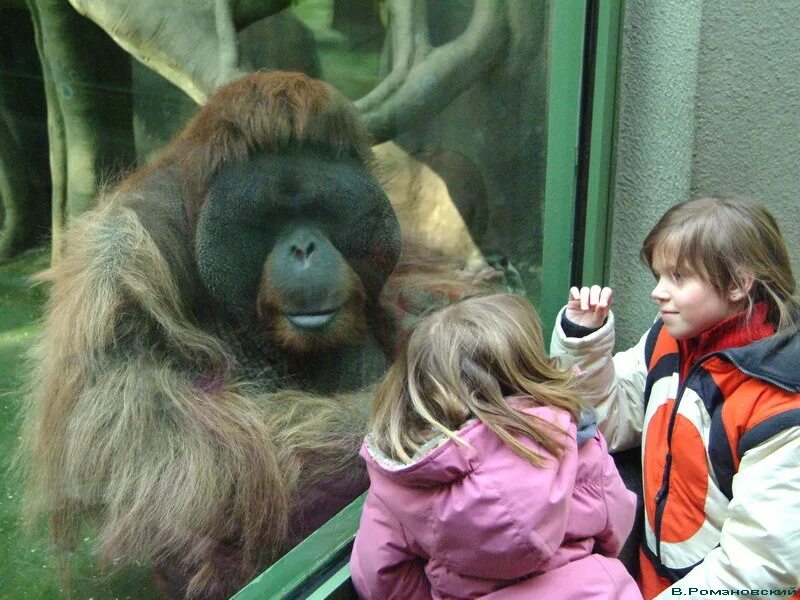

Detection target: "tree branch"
[68, 0, 249, 103]
[232, 0, 290, 29]
[215, 0, 240, 87]
[357, 0, 508, 142]
[355, 0, 418, 114]
[410, 0, 430, 62]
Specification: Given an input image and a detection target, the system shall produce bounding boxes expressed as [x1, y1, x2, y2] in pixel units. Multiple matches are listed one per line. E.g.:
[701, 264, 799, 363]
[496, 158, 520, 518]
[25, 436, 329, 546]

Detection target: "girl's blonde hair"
[641, 196, 798, 331]
[370, 293, 584, 466]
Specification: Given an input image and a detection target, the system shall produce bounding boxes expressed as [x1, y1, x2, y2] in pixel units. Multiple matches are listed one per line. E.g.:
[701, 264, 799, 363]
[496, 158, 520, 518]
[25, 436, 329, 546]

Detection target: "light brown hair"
[641, 196, 798, 331]
[369, 293, 584, 466]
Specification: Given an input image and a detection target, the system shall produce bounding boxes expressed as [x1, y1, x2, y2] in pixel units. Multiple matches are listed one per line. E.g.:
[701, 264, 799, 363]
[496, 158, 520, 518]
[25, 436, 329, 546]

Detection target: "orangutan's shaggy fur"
[18, 72, 479, 599]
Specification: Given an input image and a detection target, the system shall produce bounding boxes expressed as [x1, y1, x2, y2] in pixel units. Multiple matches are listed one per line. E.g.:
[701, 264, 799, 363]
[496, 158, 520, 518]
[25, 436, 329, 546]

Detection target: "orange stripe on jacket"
[638, 548, 672, 600]
[709, 356, 800, 470]
[649, 326, 679, 371]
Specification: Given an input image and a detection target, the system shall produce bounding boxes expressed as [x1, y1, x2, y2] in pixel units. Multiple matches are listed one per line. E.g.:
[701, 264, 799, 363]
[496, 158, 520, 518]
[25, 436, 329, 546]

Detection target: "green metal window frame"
[581, 0, 623, 287]
[538, 0, 587, 337]
[231, 495, 365, 600]
[540, 0, 623, 334]
[230, 0, 622, 597]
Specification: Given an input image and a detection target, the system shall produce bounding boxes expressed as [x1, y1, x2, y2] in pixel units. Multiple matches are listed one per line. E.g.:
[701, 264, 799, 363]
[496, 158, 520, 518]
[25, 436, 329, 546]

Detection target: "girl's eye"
[671, 271, 683, 281]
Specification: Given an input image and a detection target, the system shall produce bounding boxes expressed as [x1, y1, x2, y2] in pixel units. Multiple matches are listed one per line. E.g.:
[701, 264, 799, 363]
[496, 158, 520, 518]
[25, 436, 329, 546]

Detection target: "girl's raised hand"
[565, 285, 613, 329]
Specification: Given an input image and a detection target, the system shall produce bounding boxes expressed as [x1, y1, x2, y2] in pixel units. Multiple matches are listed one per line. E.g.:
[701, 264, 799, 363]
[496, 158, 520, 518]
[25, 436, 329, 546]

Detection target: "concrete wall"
[609, 0, 800, 349]
[690, 1, 800, 287]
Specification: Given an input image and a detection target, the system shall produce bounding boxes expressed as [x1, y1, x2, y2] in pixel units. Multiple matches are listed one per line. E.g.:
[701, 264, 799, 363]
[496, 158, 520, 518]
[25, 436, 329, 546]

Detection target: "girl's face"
[650, 257, 743, 340]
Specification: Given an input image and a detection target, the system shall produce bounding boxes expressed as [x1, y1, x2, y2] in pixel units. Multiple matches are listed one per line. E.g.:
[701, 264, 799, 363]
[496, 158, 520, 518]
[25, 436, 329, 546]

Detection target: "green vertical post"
[539, 0, 587, 337]
[582, 0, 623, 286]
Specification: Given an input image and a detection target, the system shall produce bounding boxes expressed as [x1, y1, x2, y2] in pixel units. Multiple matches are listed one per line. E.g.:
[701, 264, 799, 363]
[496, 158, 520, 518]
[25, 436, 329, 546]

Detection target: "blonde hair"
[641, 196, 798, 332]
[369, 293, 584, 467]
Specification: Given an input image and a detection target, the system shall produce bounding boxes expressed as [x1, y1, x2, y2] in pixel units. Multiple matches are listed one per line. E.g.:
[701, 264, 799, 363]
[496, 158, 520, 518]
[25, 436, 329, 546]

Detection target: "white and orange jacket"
[550, 308, 800, 600]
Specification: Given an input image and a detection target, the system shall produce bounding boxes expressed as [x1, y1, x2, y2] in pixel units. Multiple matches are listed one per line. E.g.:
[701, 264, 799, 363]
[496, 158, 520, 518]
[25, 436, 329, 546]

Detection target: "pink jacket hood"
[350, 403, 639, 599]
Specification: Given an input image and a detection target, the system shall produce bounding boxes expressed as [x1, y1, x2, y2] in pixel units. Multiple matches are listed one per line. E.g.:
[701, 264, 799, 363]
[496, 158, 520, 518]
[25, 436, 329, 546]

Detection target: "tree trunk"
[0, 7, 50, 260]
[27, 0, 135, 260]
[0, 116, 47, 260]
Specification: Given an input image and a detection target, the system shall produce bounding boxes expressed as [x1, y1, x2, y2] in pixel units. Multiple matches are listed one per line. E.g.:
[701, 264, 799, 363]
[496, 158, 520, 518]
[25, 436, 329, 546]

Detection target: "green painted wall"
[609, 0, 799, 349]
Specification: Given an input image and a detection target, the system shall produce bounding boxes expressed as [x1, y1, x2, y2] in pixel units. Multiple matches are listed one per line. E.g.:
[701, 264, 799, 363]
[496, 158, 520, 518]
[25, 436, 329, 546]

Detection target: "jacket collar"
[721, 315, 800, 392]
[361, 399, 585, 487]
[362, 420, 479, 488]
[663, 304, 800, 393]
[677, 302, 774, 382]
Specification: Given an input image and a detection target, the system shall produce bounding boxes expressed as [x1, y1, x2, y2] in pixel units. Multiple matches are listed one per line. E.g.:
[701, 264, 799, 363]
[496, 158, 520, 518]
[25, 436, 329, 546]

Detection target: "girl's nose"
[651, 278, 669, 302]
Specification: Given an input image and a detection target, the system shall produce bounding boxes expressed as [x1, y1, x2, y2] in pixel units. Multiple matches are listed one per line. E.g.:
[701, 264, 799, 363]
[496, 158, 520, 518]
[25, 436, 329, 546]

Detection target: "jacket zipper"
[719, 351, 796, 393]
[653, 356, 705, 563]
[653, 387, 682, 563]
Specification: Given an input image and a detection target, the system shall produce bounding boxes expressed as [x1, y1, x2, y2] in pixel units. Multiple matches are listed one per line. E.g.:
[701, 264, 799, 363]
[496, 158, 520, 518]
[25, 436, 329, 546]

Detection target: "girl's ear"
[729, 272, 755, 302]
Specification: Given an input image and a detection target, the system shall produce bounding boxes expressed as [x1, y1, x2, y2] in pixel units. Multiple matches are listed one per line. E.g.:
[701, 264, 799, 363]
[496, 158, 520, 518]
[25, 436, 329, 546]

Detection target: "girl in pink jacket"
[350, 293, 641, 600]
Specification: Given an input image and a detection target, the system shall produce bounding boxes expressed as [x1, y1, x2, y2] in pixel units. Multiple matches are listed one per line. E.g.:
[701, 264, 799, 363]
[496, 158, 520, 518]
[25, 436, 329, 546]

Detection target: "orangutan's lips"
[286, 309, 340, 329]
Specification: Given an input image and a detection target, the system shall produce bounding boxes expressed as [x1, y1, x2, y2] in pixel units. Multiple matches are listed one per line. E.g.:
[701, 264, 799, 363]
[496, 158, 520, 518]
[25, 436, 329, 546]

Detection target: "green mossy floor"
[0, 248, 161, 599]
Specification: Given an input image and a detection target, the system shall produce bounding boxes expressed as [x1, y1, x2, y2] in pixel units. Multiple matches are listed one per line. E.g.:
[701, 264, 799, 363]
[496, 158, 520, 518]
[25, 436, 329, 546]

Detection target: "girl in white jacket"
[550, 196, 800, 599]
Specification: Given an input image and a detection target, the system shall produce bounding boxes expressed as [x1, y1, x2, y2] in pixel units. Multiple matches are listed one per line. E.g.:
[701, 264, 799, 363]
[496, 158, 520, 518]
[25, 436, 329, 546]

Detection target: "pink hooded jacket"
[350, 404, 641, 600]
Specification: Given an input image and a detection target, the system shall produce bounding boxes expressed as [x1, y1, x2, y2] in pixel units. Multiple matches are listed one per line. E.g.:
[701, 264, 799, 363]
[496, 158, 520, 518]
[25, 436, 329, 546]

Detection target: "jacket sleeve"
[655, 426, 800, 599]
[350, 489, 431, 600]
[549, 307, 649, 452]
[594, 432, 638, 557]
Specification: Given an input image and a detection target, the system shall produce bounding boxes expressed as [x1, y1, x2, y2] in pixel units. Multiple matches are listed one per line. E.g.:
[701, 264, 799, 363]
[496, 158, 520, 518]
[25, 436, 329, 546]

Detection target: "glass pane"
[0, 1, 579, 598]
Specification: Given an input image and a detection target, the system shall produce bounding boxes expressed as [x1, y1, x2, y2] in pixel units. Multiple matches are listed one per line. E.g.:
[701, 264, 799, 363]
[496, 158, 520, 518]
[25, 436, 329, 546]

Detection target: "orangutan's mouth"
[286, 309, 340, 329]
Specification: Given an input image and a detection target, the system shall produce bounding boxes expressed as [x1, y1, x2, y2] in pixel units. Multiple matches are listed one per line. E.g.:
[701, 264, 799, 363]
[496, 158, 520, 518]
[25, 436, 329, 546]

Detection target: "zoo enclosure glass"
[0, 0, 620, 598]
